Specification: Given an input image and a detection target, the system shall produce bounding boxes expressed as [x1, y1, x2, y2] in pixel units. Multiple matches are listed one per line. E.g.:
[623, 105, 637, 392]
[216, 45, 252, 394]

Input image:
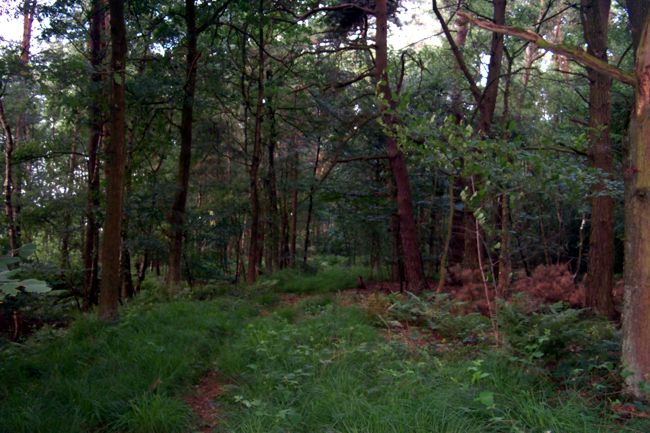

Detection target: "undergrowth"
[213, 299, 644, 433]
[252, 264, 379, 294]
[0, 296, 254, 433]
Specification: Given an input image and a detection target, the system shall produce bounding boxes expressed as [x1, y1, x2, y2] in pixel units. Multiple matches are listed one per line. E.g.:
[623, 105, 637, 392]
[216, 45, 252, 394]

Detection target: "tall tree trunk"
[289, 139, 299, 266]
[623, 3, 650, 399]
[375, 0, 427, 291]
[477, 0, 506, 136]
[11, 0, 36, 249]
[0, 1, 34, 256]
[303, 139, 321, 266]
[167, 0, 198, 290]
[462, 0, 506, 270]
[61, 129, 78, 269]
[83, 0, 106, 309]
[264, 69, 280, 273]
[581, 0, 615, 318]
[98, 0, 127, 319]
[0, 101, 18, 256]
[246, 2, 265, 283]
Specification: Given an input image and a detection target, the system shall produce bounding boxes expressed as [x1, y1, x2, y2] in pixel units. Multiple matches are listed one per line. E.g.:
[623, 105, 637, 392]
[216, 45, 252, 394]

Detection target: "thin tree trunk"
[167, 0, 198, 290]
[303, 139, 321, 266]
[98, 0, 127, 319]
[264, 69, 280, 273]
[135, 253, 149, 292]
[246, 2, 265, 283]
[437, 178, 455, 292]
[0, 101, 18, 256]
[289, 140, 299, 266]
[497, 194, 512, 292]
[61, 129, 78, 269]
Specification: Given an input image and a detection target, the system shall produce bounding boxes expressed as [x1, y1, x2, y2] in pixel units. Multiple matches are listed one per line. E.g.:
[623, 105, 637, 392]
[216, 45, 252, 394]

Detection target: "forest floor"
[1, 266, 649, 433]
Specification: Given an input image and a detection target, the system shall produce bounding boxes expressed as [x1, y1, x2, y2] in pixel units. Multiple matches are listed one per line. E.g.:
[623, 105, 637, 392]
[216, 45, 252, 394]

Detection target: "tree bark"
[167, 0, 199, 290]
[0, 101, 18, 256]
[246, 2, 265, 283]
[623, 6, 650, 399]
[83, 0, 106, 309]
[581, 0, 615, 318]
[375, 0, 427, 291]
[264, 69, 280, 273]
[303, 138, 321, 266]
[98, 0, 127, 319]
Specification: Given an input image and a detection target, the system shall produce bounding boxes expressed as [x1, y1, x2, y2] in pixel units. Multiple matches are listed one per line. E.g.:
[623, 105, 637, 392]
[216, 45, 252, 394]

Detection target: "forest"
[1, 0, 650, 431]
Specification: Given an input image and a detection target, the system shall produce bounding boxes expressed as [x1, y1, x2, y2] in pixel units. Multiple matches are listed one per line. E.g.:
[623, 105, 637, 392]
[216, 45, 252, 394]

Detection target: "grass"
[253, 264, 381, 294]
[0, 296, 255, 433]
[214, 298, 647, 433]
[2, 272, 649, 433]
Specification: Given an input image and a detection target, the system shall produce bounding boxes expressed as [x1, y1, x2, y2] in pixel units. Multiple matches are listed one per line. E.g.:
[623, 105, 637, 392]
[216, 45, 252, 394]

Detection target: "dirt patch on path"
[185, 371, 226, 433]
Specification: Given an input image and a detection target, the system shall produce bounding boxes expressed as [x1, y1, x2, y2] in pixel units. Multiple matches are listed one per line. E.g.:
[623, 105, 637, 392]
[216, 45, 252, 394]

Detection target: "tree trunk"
[246, 7, 265, 284]
[83, 0, 106, 309]
[375, 0, 427, 291]
[61, 128, 78, 269]
[264, 69, 280, 273]
[167, 0, 198, 290]
[303, 139, 321, 266]
[623, 8, 650, 399]
[0, 101, 18, 256]
[289, 140, 299, 266]
[581, 0, 615, 318]
[98, 0, 127, 319]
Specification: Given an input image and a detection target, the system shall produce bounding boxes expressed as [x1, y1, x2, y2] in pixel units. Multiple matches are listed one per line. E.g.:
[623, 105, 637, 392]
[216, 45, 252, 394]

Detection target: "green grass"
[254, 265, 380, 294]
[214, 300, 645, 433]
[2, 278, 648, 433]
[0, 297, 255, 433]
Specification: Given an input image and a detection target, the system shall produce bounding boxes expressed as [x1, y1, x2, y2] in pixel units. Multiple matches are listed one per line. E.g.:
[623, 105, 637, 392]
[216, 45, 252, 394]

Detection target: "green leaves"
[0, 244, 51, 301]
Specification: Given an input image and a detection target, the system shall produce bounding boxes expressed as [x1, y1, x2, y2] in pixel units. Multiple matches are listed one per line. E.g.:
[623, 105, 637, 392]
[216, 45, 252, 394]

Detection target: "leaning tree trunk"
[375, 0, 427, 291]
[581, 0, 615, 318]
[98, 0, 127, 319]
[167, 0, 198, 290]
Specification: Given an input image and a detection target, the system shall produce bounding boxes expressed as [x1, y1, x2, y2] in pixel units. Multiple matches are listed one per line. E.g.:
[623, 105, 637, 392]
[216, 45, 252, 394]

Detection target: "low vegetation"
[2, 270, 648, 433]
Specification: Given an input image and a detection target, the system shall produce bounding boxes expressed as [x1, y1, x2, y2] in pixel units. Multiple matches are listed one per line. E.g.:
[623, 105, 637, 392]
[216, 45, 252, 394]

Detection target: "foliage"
[499, 297, 621, 392]
[386, 291, 491, 341]
[0, 244, 51, 301]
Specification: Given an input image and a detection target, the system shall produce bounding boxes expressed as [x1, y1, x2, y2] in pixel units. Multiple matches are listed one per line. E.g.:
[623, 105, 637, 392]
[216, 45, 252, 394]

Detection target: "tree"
[581, 0, 615, 318]
[98, 0, 127, 319]
[458, 4, 650, 398]
[166, 0, 199, 290]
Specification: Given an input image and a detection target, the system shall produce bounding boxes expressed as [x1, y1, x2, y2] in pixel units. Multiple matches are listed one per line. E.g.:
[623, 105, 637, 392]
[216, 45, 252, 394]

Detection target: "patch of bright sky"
[391, 0, 440, 50]
[0, 0, 439, 50]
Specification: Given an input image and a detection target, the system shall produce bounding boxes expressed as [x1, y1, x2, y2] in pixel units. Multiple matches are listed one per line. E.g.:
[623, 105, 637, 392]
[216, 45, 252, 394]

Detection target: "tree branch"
[433, 1, 482, 103]
[458, 11, 637, 87]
